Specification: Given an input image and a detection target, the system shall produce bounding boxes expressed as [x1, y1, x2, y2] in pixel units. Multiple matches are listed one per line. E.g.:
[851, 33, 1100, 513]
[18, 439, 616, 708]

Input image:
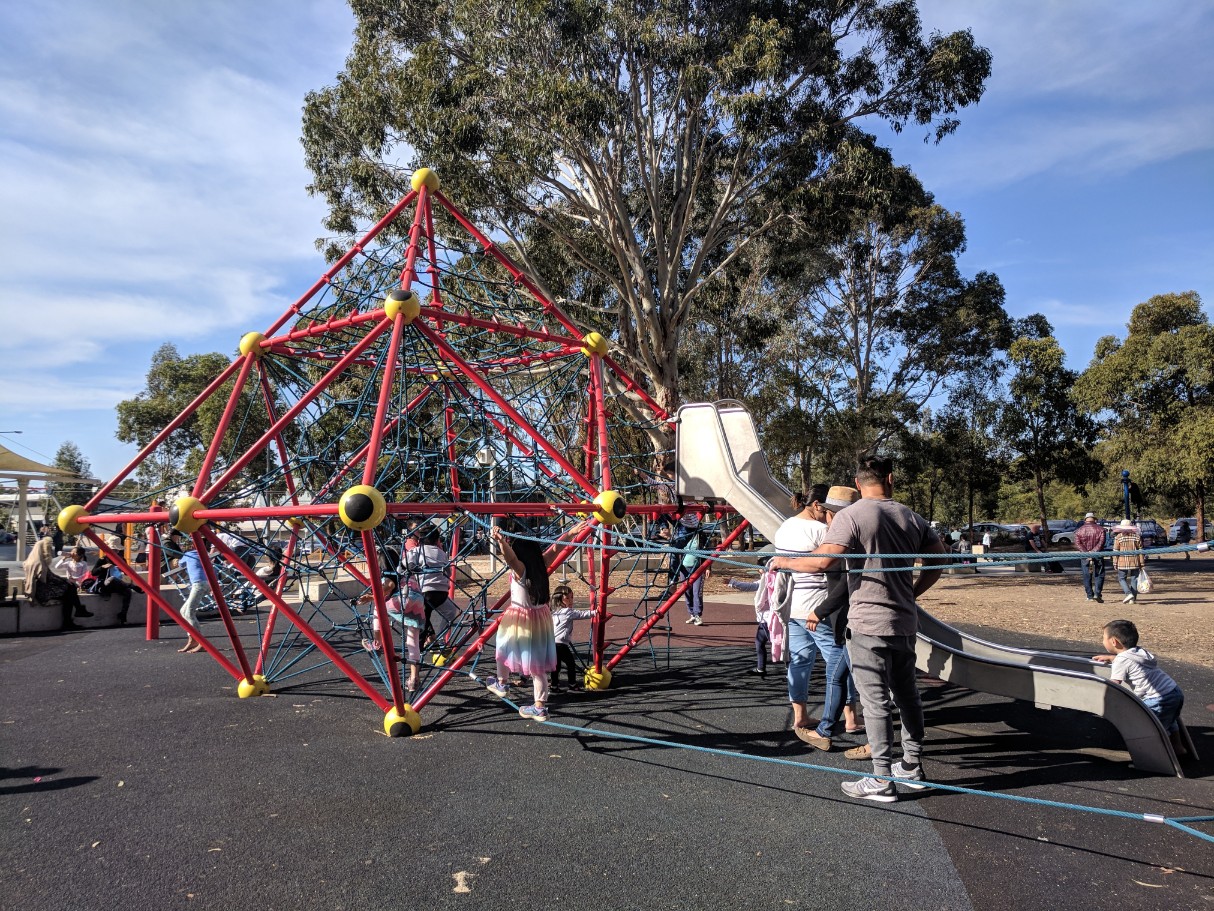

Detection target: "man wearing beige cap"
[771, 455, 946, 802]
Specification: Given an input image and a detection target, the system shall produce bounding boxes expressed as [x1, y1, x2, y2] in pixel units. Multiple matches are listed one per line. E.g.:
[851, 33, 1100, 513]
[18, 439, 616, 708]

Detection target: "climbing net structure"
[63, 169, 744, 735]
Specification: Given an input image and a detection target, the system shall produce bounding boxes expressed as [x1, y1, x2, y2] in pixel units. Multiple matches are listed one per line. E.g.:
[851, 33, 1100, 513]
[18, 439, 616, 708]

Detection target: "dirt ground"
[916, 553, 1214, 669]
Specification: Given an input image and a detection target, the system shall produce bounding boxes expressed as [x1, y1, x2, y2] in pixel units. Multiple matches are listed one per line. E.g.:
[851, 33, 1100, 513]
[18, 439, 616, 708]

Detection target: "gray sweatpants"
[846, 631, 925, 776]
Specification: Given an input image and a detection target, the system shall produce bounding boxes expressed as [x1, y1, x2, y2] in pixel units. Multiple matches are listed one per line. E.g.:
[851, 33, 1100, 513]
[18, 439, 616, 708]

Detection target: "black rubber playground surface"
[2, 608, 1212, 911]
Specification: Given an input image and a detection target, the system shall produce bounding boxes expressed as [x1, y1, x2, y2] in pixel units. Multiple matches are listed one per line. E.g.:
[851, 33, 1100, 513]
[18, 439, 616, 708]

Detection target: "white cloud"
[891, 1, 1214, 191]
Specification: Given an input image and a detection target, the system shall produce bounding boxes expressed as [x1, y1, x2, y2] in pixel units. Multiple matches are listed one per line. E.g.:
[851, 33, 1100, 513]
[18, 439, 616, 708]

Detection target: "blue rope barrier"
[462, 670, 1213, 846]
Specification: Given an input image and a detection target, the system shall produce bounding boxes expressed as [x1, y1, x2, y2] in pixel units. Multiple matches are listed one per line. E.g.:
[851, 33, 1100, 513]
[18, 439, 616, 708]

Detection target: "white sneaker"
[691, 616, 703, 626]
[1122, 594, 1134, 603]
[891, 760, 927, 790]
[841, 776, 897, 802]
[684, 617, 696, 624]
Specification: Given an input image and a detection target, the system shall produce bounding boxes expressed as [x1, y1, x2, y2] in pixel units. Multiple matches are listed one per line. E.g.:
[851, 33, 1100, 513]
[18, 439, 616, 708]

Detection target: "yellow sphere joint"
[410, 167, 440, 192]
[237, 675, 269, 698]
[58, 504, 89, 535]
[384, 705, 422, 737]
[384, 289, 421, 323]
[239, 331, 266, 358]
[593, 490, 627, 526]
[583, 667, 612, 690]
[581, 331, 608, 357]
[286, 516, 305, 530]
[432, 653, 447, 667]
[170, 496, 207, 533]
[339, 485, 387, 531]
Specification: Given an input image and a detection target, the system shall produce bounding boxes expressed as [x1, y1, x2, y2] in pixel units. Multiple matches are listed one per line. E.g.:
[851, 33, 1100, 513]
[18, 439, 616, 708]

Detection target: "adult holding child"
[773, 483, 832, 742]
[770, 455, 946, 802]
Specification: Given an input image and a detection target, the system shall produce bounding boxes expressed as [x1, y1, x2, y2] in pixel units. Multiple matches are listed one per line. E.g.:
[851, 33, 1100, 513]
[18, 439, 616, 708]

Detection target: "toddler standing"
[549, 584, 595, 689]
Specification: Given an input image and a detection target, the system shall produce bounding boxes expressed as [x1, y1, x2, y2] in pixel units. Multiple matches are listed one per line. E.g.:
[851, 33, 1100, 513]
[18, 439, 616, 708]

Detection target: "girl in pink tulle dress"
[485, 525, 556, 719]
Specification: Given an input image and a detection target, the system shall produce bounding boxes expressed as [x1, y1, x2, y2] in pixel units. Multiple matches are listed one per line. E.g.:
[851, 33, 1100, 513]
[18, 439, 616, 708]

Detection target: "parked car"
[1101, 518, 1166, 549]
[1169, 517, 1213, 544]
[958, 522, 1029, 552]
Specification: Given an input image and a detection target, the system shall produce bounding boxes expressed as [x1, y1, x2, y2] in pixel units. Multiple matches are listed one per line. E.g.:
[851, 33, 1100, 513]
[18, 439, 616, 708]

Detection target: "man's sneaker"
[1122, 594, 1134, 603]
[1085, 596, 1094, 602]
[691, 616, 703, 626]
[891, 760, 927, 790]
[486, 678, 509, 698]
[684, 617, 696, 624]
[519, 704, 549, 720]
[1095, 595, 1103, 603]
[841, 776, 897, 803]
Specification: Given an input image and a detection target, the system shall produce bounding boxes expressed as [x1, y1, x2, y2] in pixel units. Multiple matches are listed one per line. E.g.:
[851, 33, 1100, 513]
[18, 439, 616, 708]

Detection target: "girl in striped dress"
[485, 525, 556, 719]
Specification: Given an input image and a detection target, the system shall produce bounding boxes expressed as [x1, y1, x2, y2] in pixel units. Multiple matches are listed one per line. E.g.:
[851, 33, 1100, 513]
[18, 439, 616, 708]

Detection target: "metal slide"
[675, 401, 794, 539]
[917, 609, 1192, 776]
[674, 400, 1191, 776]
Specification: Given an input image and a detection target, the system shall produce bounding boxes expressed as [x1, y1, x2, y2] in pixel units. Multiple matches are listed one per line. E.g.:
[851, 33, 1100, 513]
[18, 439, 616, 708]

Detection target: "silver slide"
[674, 400, 1191, 776]
[675, 401, 794, 539]
[917, 608, 1191, 776]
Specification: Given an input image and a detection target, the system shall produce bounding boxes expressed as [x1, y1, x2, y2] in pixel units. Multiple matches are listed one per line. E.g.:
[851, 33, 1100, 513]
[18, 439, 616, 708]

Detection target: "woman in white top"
[773, 484, 830, 740]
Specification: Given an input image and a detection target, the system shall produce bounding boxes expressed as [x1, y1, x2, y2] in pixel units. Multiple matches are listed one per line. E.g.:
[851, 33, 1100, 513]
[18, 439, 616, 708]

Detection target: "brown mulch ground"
[917, 553, 1214, 669]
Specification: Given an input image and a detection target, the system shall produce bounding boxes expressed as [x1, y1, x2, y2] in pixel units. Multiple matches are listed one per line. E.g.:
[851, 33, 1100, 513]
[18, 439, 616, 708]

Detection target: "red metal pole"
[362, 311, 408, 487]
[414, 323, 599, 497]
[254, 525, 301, 676]
[84, 530, 245, 680]
[606, 520, 750, 671]
[203, 527, 391, 711]
[192, 353, 256, 498]
[200, 318, 392, 502]
[192, 531, 258, 684]
[85, 357, 244, 510]
[360, 528, 407, 713]
[262, 189, 419, 338]
[411, 521, 597, 710]
[145, 507, 163, 641]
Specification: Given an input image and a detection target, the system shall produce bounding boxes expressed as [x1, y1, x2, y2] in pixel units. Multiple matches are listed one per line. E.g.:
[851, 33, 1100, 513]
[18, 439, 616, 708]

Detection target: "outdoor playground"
[3, 169, 1212, 909]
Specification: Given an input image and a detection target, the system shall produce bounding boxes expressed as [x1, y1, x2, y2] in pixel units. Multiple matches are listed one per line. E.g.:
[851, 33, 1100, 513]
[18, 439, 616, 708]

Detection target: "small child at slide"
[1093, 619, 1187, 755]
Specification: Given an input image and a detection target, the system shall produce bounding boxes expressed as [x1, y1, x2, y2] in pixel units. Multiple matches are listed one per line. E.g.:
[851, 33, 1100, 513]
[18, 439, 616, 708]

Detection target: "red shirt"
[1074, 523, 1105, 553]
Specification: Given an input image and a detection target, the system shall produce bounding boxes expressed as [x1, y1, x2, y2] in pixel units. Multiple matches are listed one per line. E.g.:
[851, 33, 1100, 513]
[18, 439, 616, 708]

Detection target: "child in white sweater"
[549, 584, 594, 690]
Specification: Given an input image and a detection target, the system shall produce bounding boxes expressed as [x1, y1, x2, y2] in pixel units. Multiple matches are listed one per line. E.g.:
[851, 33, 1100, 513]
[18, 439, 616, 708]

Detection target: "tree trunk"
[1034, 467, 1050, 552]
[1197, 479, 1206, 543]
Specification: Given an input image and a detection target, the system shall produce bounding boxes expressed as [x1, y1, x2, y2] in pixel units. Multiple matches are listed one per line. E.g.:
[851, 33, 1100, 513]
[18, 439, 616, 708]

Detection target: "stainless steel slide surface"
[674, 401, 794, 540]
[917, 606, 1186, 776]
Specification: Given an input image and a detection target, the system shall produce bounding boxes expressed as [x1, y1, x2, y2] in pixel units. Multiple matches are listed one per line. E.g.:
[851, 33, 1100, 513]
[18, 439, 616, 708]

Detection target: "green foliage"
[1075, 291, 1214, 523]
[48, 441, 94, 512]
[115, 343, 274, 497]
[999, 324, 1102, 534]
[302, 0, 992, 419]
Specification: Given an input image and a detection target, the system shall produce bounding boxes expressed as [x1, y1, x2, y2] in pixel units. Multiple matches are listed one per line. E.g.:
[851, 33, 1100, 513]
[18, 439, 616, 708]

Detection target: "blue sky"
[1, 1, 1211, 483]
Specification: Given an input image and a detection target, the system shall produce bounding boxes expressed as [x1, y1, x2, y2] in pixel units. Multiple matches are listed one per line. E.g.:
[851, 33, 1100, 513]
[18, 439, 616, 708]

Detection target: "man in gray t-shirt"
[770, 455, 945, 803]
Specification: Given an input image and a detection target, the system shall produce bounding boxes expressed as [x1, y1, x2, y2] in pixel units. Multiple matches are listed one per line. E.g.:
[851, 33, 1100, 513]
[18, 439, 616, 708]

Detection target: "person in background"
[178, 538, 208, 653]
[24, 536, 91, 629]
[1174, 518, 1192, 559]
[1112, 519, 1145, 604]
[672, 513, 707, 625]
[1074, 513, 1106, 603]
[53, 546, 92, 589]
[97, 535, 134, 625]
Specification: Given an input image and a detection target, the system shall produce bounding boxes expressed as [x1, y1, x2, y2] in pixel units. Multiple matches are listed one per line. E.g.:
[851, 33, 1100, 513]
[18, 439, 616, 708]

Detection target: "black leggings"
[551, 642, 579, 685]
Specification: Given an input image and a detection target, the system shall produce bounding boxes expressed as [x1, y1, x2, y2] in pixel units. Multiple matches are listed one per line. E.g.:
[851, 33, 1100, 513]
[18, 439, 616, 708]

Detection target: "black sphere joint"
[344, 493, 375, 524]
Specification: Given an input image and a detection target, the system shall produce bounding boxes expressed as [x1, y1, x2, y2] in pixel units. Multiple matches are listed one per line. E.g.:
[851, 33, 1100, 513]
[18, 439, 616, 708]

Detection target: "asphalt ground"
[2, 602, 1211, 911]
